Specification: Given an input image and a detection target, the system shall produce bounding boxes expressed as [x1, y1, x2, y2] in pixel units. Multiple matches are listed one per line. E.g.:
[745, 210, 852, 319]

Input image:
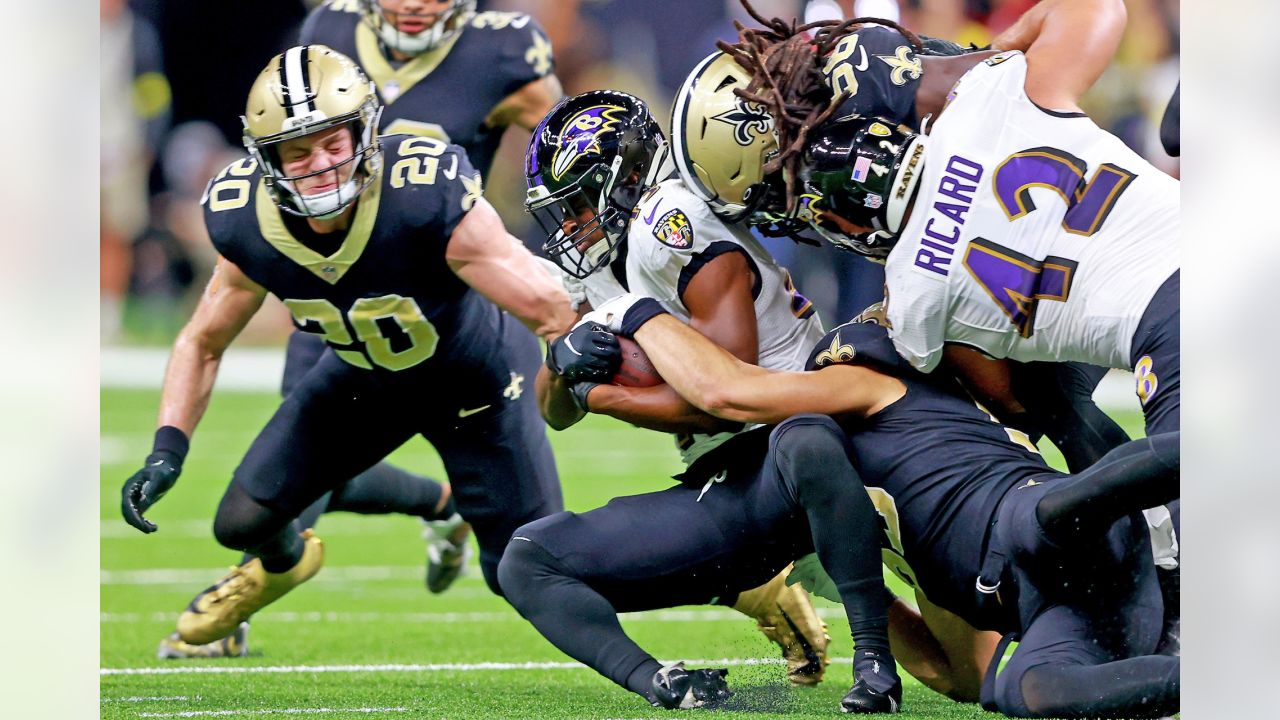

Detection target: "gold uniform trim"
[355, 22, 465, 103]
[254, 172, 383, 284]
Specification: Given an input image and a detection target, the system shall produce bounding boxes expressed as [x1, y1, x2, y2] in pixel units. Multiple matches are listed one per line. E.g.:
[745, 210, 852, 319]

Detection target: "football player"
[292, 0, 563, 583]
[679, 2, 1135, 477]
[565, 293, 1179, 718]
[119, 46, 574, 649]
[509, 85, 911, 707]
[678, 0, 1179, 656]
[156, 2, 568, 658]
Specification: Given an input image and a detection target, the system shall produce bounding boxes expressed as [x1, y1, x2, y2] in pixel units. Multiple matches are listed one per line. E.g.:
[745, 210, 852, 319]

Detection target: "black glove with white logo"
[121, 426, 189, 534]
[546, 323, 621, 383]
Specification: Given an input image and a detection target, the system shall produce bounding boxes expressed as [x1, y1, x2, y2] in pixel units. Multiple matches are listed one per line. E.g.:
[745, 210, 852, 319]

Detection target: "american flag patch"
[852, 155, 872, 182]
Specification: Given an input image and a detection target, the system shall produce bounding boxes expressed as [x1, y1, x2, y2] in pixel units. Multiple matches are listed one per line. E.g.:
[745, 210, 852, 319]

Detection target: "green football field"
[101, 387, 1147, 719]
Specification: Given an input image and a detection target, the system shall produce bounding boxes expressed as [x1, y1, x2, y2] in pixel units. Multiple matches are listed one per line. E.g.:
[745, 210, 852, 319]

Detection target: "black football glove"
[121, 427, 189, 533]
[546, 323, 621, 383]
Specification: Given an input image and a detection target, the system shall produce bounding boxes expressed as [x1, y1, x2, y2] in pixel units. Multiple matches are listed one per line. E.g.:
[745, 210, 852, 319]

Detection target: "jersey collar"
[355, 21, 465, 104]
[254, 172, 383, 284]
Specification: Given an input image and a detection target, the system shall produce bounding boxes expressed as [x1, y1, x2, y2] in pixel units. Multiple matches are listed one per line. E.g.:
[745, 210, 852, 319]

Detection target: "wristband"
[152, 425, 190, 464]
[619, 298, 669, 337]
[569, 381, 600, 412]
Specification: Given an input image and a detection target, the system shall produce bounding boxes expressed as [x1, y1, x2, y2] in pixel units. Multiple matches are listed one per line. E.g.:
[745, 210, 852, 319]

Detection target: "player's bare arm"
[446, 196, 575, 341]
[628, 312, 905, 425]
[485, 74, 565, 131]
[121, 256, 266, 533]
[584, 251, 757, 434]
[888, 591, 1001, 703]
[993, 0, 1127, 112]
[941, 344, 1027, 421]
[157, 256, 268, 437]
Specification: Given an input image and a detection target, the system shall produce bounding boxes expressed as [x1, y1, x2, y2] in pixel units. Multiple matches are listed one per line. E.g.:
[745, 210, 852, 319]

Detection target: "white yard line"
[136, 709, 406, 718]
[101, 607, 848, 624]
[103, 657, 853, 677]
[101, 696, 191, 703]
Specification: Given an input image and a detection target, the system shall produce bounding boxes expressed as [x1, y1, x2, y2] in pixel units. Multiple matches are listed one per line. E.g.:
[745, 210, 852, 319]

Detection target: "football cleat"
[176, 530, 323, 645]
[423, 513, 471, 594]
[733, 565, 831, 686]
[650, 662, 732, 709]
[840, 675, 903, 714]
[157, 622, 249, 659]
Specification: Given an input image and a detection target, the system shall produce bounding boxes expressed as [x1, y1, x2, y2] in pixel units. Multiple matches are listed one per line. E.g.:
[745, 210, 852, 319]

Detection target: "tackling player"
[566, 293, 1179, 718]
[519, 89, 865, 693]
[119, 46, 574, 649]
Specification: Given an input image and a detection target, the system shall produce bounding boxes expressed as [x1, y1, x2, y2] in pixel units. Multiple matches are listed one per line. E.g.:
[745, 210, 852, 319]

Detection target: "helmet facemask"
[361, 0, 475, 57]
[245, 98, 383, 220]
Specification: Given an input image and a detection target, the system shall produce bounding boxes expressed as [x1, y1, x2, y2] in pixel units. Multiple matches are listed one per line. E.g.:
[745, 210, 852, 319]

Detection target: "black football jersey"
[300, 2, 554, 179]
[202, 136, 515, 395]
[805, 320, 1055, 625]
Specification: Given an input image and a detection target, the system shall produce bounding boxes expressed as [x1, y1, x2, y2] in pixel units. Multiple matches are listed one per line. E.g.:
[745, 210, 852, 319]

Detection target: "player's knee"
[771, 414, 846, 467]
[1146, 431, 1179, 471]
[770, 414, 850, 496]
[212, 483, 284, 551]
[497, 535, 563, 610]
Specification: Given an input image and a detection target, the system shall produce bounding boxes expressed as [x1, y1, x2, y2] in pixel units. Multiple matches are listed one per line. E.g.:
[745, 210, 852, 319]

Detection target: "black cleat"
[840, 676, 902, 714]
[651, 662, 733, 709]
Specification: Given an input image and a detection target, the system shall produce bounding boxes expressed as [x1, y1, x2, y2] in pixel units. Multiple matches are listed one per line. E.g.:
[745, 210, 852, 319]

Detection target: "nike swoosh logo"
[642, 200, 663, 225]
[1017, 478, 1043, 490]
[855, 45, 869, 71]
[457, 405, 492, 418]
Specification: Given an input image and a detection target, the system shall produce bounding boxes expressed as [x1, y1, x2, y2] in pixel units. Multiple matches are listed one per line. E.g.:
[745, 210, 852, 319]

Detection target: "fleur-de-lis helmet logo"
[711, 97, 773, 147]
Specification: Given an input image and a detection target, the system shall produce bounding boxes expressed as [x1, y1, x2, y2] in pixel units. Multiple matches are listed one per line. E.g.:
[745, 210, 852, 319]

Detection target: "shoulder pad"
[805, 320, 915, 374]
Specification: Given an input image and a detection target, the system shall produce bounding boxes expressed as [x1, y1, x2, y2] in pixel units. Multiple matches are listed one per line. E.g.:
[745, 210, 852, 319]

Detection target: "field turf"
[101, 387, 1146, 719]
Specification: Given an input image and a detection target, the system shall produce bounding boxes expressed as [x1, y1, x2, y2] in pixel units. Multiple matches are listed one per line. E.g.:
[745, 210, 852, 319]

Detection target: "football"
[612, 335, 664, 388]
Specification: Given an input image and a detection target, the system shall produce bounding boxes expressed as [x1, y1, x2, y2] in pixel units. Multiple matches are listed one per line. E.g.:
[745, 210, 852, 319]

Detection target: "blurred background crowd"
[101, 0, 1180, 346]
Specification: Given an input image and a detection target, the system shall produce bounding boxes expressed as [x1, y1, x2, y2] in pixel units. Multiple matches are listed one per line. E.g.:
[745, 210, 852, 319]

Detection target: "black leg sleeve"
[771, 415, 897, 689]
[215, 481, 305, 573]
[498, 538, 662, 703]
[1035, 432, 1179, 545]
[1016, 656, 1179, 718]
[325, 462, 451, 519]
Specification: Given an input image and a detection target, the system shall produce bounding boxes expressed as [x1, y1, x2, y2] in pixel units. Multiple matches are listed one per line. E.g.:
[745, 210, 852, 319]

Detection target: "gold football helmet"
[360, 1, 476, 56]
[242, 45, 383, 218]
[670, 51, 780, 222]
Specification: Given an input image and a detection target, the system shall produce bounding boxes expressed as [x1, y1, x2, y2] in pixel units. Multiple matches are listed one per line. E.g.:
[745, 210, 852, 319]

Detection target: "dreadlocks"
[717, 0, 923, 212]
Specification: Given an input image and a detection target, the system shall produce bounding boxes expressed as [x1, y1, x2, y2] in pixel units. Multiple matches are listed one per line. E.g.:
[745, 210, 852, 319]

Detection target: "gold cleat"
[733, 564, 831, 686]
[176, 530, 323, 645]
[158, 621, 250, 659]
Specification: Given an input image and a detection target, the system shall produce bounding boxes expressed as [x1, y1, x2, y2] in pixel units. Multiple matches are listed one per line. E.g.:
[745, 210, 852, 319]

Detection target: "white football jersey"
[568, 178, 826, 466]
[883, 52, 1179, 372]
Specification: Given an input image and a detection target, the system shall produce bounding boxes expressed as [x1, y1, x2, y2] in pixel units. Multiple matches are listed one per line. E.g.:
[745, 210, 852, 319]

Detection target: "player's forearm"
[888, 596, 974, 701]
[586, 383, 740, 435]
[155, 329, 224, 437]
[460, 249, 575, 342]
[631, 315, 768, 423]
[535, 365, 585, 431]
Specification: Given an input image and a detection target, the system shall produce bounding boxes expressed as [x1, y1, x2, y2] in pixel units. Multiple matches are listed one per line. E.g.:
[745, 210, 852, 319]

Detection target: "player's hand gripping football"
[546, 322, 622, 383]
[121, 451, 183, 533]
